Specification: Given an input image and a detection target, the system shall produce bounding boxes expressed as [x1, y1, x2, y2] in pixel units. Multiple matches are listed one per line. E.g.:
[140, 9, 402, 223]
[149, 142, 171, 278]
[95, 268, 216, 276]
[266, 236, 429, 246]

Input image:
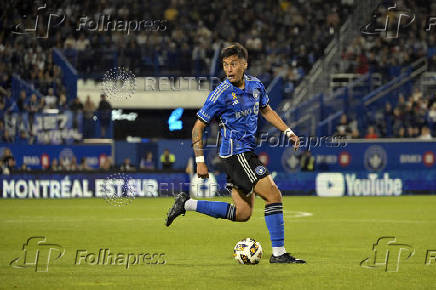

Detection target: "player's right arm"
[192, 119, 209, 178]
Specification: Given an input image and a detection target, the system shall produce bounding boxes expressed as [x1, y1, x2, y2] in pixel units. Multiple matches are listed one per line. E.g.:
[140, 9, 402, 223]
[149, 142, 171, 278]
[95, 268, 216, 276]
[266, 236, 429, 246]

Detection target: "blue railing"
[53, 48, 78, 100]
[11, 75, 44, 100]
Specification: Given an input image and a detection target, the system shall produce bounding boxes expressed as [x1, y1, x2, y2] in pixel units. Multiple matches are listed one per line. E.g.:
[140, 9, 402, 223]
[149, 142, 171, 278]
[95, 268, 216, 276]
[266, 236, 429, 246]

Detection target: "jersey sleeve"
[197, 87, 227, 124]
[259, 83, 270, 108]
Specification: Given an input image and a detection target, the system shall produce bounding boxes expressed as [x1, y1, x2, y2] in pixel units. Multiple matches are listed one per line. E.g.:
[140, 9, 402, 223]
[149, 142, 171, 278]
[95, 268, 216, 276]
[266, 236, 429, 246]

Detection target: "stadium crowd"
[340, 0, 436, 80]
[334, 86, 436, 139]
[2, 0, 436, 173]
[0, 91, 112, 144]
[1, 0, 353, 86]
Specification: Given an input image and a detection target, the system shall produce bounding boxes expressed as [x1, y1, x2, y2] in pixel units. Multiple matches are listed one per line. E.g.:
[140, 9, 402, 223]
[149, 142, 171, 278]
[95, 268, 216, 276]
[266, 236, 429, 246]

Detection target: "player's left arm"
[260, 105, 300, 150]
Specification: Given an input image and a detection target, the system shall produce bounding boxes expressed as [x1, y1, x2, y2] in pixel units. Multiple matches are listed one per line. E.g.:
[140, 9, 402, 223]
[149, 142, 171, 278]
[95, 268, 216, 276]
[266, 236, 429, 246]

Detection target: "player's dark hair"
[221, 43, 248, 61]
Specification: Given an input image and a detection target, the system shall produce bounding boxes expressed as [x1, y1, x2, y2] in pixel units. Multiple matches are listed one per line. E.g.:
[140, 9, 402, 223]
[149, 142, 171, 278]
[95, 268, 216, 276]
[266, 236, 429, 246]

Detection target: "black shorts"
[221, 151, 269, 196]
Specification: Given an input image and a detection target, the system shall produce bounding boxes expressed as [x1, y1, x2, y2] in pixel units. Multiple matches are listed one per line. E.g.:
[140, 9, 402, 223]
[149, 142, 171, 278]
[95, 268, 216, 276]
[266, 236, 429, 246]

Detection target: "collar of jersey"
[226, 76, 249, 95]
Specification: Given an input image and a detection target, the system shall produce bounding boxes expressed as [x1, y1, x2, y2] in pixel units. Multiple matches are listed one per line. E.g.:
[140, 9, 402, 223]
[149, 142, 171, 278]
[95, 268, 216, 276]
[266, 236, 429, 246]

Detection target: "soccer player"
[166, 43, 305, 264]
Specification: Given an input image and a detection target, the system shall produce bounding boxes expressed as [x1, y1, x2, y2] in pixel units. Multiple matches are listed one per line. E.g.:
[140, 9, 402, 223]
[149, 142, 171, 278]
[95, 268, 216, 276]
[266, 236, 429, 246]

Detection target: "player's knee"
[267, 184, 282, 203]
[236, 208, 252, 222]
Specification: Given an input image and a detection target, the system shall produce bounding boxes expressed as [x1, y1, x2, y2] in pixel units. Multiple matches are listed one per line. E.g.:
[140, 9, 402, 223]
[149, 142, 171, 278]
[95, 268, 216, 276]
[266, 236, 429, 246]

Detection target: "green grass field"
[1, 196, 435, 289]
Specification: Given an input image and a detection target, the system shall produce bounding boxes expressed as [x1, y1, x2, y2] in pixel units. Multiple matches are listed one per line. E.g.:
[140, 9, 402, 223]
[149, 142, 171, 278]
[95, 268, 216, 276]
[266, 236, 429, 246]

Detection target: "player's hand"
[197, 162, 209, 179]
[290, 134, 300, 151]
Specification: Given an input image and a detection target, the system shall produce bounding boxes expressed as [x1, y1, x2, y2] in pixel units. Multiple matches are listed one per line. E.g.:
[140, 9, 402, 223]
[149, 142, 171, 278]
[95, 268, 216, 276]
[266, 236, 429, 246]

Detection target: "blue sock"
[264, 203, 284, 247]
[196, 200, 236, 221]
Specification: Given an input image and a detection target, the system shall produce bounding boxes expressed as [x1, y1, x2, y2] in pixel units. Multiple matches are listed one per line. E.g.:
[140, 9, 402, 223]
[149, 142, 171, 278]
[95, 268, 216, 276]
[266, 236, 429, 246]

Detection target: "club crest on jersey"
[252, 89, 260, 99]
[255, 165, 266, 175]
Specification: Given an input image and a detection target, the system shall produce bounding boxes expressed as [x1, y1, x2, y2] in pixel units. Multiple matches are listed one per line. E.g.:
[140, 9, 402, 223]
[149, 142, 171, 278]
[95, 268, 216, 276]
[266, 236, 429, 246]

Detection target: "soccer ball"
[233, 238, 263, 264]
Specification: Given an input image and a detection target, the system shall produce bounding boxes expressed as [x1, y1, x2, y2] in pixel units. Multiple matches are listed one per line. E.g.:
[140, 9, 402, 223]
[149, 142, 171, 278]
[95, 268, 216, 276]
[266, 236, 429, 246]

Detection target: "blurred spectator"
[429, 103, 436, 125]
[418, 126, 432, 140]
[26, 94, 43, 133]
[20, 164, 31, 172]
[0, 120, 4, 139]
[26, 94, 43, 113]
[69, 97, 84, 111]
[2, 93, 17, 113]
[17, 90, 28, 112]
[83, 95, 96, 138]
[69, 97, 84, 130]
[300, 150, 315, 172]
[100, 156, 114, 171]
[58, 94, 69, 111]
[120, 158, 135, 171]
[70, 156, 79, 171]
[1, 148, 13, 160]
[59, 157, 70, 171]
[350, 128, 360, 139]
[16, 130, 28, 144]
[365, 126, 378, 139]
[2, 130, 14, 143]
[396, 127, 406, 138]
[51, 158, 61, 171]
[83, 95, 96, 117]
[97, 94, 112, 138]
[140, 152, 155, 170]
[334, 114, 352, 138]
[43, 88, 57, 110]
[2, 155, 15, 175]
[160, 149, 175, 169]
[79, 157, 92, 171]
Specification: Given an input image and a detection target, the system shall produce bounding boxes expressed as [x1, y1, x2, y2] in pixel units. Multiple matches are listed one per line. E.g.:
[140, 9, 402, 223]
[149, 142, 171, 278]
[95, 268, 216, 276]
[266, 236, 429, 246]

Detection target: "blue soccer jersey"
[197, 74, 270, 157]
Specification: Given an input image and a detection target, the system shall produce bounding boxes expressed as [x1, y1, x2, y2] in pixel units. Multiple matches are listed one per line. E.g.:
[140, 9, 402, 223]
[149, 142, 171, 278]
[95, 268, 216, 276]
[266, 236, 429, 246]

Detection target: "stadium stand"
[1, 0, 436, 173]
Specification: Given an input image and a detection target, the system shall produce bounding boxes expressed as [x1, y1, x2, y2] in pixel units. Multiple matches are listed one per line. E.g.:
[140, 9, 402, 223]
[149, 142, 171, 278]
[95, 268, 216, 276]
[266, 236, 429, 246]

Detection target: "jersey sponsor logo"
[253, 102, 259, 115]
[234, 102, 260, 118]
[255, 165, 266, 175]
[364, 145, 387, 171]
[316, 173, 345, 197]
